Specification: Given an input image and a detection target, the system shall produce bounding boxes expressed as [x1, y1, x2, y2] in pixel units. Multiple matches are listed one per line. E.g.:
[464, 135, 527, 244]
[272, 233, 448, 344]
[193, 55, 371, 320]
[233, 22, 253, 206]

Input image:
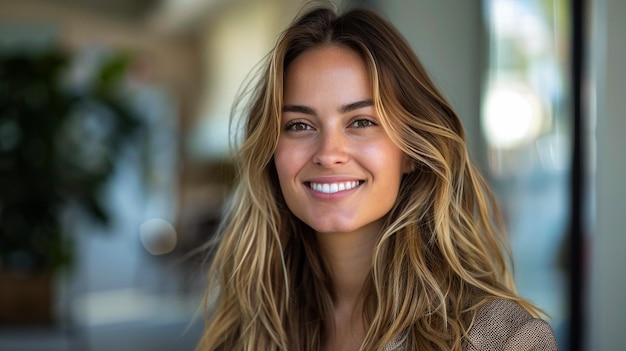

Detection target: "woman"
[196, 3, 558, 350]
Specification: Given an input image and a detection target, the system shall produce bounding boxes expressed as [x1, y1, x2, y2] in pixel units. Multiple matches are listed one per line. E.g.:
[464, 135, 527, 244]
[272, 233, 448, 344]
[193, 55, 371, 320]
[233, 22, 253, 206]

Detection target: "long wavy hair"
[196, 3, 540, 351]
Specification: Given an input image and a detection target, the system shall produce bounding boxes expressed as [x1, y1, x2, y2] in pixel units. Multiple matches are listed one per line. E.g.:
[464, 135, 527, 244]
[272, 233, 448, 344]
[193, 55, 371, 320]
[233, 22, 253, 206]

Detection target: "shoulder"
[465, 298, 558, 351]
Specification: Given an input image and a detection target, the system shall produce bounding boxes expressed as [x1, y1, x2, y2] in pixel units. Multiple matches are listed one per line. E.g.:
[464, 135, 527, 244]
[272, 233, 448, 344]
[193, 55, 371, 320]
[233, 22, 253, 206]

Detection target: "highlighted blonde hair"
[197, 3, 540, 350]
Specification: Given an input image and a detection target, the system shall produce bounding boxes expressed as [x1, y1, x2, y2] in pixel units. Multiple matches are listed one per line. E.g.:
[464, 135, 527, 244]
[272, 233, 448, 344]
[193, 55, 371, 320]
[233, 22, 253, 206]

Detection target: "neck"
[315, 223, 381, 312]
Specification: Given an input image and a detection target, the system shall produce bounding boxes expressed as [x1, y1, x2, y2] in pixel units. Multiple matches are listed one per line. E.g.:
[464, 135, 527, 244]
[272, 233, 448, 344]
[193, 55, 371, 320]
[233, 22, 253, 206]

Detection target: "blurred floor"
[0, 289, 204, 351]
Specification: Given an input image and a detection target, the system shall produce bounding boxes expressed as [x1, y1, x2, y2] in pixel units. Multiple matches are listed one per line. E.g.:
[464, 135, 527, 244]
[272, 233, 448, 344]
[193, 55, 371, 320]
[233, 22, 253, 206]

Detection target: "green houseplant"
[0, 48, 140, 324]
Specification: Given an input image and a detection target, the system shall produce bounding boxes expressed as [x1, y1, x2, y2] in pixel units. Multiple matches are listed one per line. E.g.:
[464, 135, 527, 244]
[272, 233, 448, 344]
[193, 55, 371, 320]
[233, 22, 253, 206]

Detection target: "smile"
[308, 180, 364, 194]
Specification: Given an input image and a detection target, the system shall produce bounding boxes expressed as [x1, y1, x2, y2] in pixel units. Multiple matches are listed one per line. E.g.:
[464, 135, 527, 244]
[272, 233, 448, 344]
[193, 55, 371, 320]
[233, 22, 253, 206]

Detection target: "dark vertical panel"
[570, 0, 585, 350]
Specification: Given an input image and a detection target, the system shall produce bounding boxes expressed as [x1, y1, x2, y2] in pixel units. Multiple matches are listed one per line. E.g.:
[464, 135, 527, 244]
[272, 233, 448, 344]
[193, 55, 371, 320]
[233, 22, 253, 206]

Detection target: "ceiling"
[54, 0, 160, 19]
[50, 0, 227, 33]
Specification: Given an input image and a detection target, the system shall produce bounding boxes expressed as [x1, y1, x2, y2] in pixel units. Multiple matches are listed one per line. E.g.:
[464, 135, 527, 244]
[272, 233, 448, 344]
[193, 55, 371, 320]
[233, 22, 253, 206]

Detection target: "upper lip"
[304, 176, 365, 184]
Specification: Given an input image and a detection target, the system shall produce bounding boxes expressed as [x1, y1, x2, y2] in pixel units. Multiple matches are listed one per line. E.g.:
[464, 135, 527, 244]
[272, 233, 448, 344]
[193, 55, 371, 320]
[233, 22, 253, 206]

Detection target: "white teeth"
[309, 181, 361, 194]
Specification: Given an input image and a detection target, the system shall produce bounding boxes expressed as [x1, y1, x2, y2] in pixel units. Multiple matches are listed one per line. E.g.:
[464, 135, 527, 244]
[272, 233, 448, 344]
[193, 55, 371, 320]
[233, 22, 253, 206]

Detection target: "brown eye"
[350, 118, 376, 128]
[286, 121, 313, 131]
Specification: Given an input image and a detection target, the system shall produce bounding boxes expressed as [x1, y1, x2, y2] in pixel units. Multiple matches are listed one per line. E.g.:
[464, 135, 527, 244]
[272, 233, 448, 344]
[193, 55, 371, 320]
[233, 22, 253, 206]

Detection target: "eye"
[350, 118, 376, 128]
[285, 120, 313, 132]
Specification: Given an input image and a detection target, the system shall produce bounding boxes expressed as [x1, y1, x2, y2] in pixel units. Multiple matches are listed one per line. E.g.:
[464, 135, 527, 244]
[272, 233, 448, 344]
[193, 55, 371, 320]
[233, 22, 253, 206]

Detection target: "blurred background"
[0, 0, 623, 350]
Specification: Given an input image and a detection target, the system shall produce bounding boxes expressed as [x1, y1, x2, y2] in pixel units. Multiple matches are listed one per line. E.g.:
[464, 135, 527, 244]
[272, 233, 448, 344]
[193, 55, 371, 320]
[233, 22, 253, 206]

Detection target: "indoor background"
[0, 0, 623, 350]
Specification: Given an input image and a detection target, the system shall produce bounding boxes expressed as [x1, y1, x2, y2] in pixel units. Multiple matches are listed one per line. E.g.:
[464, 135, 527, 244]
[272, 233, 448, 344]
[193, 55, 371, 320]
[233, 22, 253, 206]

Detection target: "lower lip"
[305, 183, 362, 201]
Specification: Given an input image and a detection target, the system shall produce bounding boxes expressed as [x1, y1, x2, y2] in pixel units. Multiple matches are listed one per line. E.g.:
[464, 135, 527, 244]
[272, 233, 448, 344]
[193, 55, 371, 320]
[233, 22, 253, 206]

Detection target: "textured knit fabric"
[465, 299, 557, 351]
[384, 299, 558, 350]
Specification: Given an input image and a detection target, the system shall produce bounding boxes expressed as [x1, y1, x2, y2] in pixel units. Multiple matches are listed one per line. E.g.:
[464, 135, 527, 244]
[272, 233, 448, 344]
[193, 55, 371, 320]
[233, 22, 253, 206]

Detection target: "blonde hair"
[197, 3, 540, 350]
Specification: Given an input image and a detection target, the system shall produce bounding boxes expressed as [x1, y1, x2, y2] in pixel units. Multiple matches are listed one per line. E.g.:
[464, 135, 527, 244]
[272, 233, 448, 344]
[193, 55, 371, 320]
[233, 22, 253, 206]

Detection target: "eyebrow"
[282, 104, 315, 115]
[282, 99, 374, 115]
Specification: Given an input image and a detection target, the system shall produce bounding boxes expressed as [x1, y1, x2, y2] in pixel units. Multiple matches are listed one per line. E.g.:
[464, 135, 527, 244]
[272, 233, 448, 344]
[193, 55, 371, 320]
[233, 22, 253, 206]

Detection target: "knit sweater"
[384, 299, 558, 350]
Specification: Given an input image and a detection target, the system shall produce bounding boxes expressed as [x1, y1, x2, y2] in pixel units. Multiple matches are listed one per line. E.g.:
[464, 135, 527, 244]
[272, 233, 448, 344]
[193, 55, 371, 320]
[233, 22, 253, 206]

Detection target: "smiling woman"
[275, 45, 411, 238]
[195, 2, 558, 351]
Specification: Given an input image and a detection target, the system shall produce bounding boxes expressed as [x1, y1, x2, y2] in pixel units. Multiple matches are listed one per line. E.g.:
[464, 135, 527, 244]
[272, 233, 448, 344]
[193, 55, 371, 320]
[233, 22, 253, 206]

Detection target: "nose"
[313, 130, 349, 167]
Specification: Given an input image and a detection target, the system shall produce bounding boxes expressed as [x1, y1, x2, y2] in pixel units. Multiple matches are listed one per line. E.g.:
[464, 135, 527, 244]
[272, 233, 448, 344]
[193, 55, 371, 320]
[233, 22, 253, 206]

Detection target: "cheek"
[273, 149, 289, 184]
[273, 143, 305, 217]
[363, 142, 407, 176]
[274, 141, 300, 184]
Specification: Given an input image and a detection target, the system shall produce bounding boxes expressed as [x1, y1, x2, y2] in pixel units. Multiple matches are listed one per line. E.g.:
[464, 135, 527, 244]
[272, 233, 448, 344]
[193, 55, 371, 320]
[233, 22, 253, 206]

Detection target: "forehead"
[283, 45, 373, 105]
[285, 44, 368, 78]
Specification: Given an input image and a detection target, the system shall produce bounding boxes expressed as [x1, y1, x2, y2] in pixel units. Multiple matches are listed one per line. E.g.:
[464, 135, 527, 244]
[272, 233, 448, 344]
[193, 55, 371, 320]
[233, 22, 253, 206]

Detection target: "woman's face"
[274, 45, 411, 237]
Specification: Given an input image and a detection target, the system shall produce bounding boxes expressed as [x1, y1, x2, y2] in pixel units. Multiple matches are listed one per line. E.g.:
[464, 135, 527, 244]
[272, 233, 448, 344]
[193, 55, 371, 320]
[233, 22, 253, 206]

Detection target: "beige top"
[385, 299, 558, 350]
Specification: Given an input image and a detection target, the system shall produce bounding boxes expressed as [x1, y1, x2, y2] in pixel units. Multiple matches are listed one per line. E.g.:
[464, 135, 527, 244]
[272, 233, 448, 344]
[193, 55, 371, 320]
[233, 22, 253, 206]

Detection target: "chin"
[308, 220, 382, 237]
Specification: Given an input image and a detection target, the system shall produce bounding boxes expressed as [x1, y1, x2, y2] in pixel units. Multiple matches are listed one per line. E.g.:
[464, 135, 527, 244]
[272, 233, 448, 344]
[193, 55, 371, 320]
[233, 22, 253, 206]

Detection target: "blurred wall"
[374, 0, 486, 169]
[188, 0, 303, 160]
[589, 0, 626, 349]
